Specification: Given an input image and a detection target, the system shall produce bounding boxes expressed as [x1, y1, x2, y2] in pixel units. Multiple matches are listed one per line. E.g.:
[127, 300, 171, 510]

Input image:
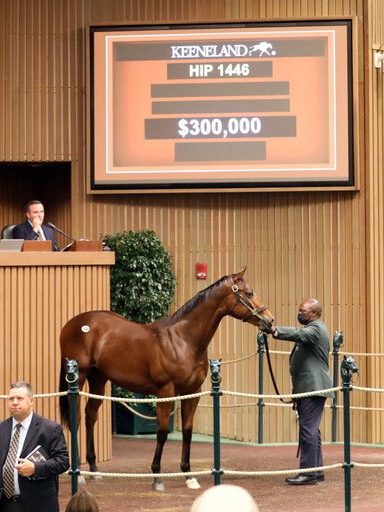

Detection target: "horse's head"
[226, 268, 274, 330]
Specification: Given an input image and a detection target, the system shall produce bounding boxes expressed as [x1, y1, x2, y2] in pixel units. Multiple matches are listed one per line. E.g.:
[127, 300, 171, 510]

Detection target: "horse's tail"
[59, 360, 70, 428]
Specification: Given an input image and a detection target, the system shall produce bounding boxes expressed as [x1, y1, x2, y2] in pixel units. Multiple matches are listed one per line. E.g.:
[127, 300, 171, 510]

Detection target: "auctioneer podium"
[0, 247, 115, 462]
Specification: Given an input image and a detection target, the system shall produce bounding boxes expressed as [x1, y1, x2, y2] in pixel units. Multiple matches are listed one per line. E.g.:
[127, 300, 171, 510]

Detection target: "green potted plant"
[103, 230, 176, 434]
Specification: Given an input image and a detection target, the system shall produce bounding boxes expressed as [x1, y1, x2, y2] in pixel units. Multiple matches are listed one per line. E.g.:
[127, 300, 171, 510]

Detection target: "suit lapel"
[25, 220, 34, 236]
[0, 418, 13, 466]
[42, 225, 49, 240]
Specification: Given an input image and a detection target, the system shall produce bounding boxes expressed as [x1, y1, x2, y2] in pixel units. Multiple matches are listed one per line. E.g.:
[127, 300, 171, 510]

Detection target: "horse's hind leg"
[85, 368, 108, 473]
[151, 400, 173, 491]
[180, 396, 201, 489]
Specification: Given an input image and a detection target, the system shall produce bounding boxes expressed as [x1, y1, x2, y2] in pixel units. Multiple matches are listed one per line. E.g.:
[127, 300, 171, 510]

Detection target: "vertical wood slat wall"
[367, 0, 384, 443]
[0, 255, 113, 461]
[0, 0, 381, 445]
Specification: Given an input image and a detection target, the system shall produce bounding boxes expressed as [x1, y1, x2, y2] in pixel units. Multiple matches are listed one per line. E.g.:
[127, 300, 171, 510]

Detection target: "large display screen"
[88, 20, 354, 192]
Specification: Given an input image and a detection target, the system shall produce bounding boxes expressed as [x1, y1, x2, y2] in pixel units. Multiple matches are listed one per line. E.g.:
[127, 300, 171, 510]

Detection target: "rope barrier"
[78, 469, 212, 479]
[0, 391, 68, 399]
[218, 348, 384, 365]
[3, 387, 384, 413]
[224, 463, 343, 477]
[352, 462, 384, 468]
[353, 385, 384, 393]
[67, 461, 384, 484]
[76, 463, 344, 480]
[191, 401, 384, 411]
[222, 386, 341, 400]
[6, 360, 384, 511]
[266, 349, 384, 358]
[221, 351, 258, 364]
[117, 400, 180, 421]
[79, 390, 211, 402]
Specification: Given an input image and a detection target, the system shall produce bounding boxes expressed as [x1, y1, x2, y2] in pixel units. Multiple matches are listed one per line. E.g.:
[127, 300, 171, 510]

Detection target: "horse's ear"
[232, 267, 247, 281]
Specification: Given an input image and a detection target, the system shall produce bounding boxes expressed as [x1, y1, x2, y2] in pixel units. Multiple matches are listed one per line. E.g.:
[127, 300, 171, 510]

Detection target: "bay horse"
[59, 268, 273, 490]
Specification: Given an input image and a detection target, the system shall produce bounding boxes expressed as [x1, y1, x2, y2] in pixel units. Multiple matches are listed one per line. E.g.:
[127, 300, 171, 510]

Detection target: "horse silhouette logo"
[249, 41, 276, 57]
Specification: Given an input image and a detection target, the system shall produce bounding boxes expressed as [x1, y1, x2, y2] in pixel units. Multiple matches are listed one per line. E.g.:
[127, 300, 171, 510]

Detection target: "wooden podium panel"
[22, 240, 52, 251]
[64, 240, 103, 252]
[0, 251, 115, 463]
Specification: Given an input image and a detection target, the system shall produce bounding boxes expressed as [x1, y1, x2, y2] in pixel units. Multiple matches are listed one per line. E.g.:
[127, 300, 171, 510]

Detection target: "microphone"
[45, 222, 75, 242]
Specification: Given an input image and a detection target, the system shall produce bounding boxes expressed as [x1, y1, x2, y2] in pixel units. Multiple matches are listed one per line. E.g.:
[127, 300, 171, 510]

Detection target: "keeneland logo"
[170, 41, 276, 59]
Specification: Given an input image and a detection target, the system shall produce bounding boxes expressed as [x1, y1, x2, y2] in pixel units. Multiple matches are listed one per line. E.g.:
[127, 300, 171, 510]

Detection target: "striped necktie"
[3, 423, 22, 498]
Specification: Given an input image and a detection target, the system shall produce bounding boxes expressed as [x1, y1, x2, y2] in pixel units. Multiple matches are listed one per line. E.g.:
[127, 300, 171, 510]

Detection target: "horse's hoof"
[152, 481, 165, 492]
[186, 477, 201, 489]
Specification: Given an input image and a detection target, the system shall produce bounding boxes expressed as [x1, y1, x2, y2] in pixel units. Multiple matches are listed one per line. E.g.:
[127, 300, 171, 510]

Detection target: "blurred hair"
[25, 200, 43, 212]
[10, 382, 33, 396]
[65, 489, 100, 512]
[190, 484, 259, 512]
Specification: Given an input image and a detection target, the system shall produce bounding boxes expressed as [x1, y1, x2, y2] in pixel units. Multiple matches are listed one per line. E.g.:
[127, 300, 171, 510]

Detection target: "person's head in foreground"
[190, 484, 259, 512]
[65, 489, 100, 512]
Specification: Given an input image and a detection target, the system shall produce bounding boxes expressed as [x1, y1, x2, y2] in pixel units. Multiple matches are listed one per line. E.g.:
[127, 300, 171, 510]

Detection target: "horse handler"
[262, 299, 333, 485]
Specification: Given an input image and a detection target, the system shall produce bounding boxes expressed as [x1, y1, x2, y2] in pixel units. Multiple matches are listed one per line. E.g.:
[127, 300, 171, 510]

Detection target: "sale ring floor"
[58, 434, 384, 511]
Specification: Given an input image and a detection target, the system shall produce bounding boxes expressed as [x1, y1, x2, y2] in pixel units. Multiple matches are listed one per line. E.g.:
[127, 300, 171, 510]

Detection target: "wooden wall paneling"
[366, 0, 384, 444]
[0, 0, 373, 446]
[0, 255, 113, 462]
[0, 1, 5, 160]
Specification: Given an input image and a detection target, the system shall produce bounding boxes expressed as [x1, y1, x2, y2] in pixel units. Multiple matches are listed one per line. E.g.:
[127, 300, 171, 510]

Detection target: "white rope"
[198, 401, 293, 408]
[268, 349, 384, 357]
[117, 401, 157, 420]
[353, 462, 384, 468]
[340, 351, 384, 357]
[353, 385, 384, 393]
[117, 400, 180, 420]
[224, 463, 343, 477]
[0, 391, 68, 399]
[78, 469, 211, 479]
[75, 463, 343, 480]
[267, 350, 291, 356]
[222, 386, 341, 400]
[221, 351, 258, 365]
[350, 405, 384, 411]
[2, 386, 384, 413]
[79, 390, 210, 402]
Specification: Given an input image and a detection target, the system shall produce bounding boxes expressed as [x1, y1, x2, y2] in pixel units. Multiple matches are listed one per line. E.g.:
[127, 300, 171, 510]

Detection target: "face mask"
[297, 313, 308, 325]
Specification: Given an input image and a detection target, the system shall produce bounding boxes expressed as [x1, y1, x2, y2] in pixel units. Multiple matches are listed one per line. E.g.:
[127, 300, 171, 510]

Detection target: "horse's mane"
[152, 274, 231, 327]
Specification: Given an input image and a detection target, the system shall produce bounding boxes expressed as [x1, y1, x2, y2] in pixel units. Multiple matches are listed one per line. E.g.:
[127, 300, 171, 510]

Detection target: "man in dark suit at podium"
[12, 200, 59, 251]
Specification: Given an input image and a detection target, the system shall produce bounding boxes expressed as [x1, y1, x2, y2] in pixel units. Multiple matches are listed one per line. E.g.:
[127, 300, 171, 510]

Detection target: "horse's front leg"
[180, 395, 201, 490]
[151, 400, 173, 491]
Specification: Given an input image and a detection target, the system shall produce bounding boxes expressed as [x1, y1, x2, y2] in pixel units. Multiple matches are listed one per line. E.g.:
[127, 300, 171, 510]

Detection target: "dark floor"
[58, 436, 384, 512]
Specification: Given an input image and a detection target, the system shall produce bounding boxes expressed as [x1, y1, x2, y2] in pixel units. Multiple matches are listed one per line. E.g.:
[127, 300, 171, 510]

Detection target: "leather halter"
[231, 284, 267, 323]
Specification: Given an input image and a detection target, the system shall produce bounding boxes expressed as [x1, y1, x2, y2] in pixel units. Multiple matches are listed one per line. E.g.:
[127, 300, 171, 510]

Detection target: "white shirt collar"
[12, 411, 33, 431]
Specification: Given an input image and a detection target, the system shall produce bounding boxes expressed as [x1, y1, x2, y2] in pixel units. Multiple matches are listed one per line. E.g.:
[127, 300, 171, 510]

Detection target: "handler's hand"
[16, 459, 35, 477]
[31, 216, 42, 232]
[260, 325, 276, 335]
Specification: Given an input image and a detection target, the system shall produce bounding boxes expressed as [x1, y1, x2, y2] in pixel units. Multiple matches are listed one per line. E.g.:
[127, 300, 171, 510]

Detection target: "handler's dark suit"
[273, 320, 332, 472]
[0, 413, 69, 512]
[12, 221, 58, 251]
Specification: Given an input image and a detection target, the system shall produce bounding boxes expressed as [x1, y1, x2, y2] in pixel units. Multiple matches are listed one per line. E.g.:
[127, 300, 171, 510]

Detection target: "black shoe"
[285, 474, 318, 485]
[315, 471, 325, 481]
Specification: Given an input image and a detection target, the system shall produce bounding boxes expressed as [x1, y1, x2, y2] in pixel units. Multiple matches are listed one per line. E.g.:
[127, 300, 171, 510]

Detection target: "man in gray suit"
[267, 299, 332, 485]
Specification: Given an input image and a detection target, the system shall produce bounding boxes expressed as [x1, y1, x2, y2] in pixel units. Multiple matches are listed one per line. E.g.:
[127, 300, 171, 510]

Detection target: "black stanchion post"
[341, 355, 358, 512]
[210, 358, 222, 486]
[66, 358, 80, 495]
[257, 331, 266, 444]
[332, 331, 343, 442]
